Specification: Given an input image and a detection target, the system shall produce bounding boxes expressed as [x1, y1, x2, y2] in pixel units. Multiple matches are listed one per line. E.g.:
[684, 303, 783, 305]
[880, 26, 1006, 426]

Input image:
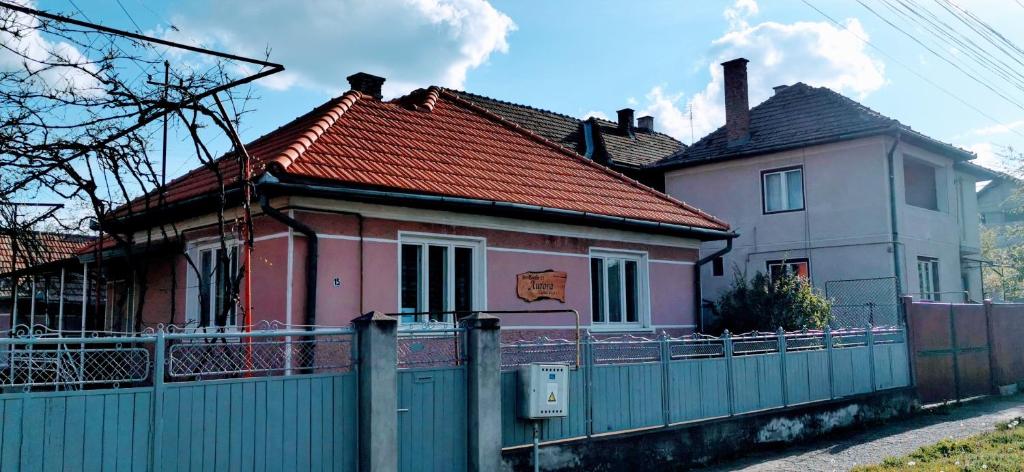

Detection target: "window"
[766, 258, 810, 280]
[917, 257, 940, 301]
[399, 234, 483, 325]
[904, 158, 941, 211]
[590, 250, 648, 328]
[712, 256, 725, 277]
[186, 243, 239, 329]
[762, 166, 804, 213]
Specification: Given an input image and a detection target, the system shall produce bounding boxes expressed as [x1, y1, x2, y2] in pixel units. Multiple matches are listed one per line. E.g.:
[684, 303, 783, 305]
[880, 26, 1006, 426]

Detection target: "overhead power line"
[799, 0, 1024, 140]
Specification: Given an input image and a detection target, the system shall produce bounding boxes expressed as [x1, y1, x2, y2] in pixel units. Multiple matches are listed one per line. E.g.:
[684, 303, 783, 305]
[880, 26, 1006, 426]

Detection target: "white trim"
[487, 247, 588, 258]
[291, 197, 703, 249]
[649, 259, 695, 266]
[286, 210, 295, 327]
[314, 233, 397, 244]
[498, 324, 697, 331]
[253, 232, 289, 242]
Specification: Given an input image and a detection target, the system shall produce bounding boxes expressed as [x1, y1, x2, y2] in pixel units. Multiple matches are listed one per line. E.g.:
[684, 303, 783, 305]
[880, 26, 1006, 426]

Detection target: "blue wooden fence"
[397, 367, 468, 472]
[500, 327, 912, 448]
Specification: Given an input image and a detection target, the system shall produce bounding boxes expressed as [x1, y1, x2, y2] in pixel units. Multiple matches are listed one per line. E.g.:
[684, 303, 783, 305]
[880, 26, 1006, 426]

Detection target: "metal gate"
[396, 328, 468, 472]
[825, 277, 901, 328]
[907, 302, 992, 403]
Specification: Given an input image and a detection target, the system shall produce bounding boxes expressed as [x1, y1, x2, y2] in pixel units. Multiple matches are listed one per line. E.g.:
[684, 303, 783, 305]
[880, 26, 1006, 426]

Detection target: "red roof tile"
[123, 86, 729, 232]
[0, 232, 93, 274]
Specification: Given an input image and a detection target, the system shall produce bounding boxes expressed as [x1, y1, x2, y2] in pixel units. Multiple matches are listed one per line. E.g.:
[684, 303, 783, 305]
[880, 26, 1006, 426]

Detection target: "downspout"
[886, 131, 904, 298]
[694, 237, 734, 333]
[258, 195, 318, 327]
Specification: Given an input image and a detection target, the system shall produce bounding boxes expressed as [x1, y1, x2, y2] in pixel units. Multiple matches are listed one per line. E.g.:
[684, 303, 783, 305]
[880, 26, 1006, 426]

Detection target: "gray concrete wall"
[500, 388, 918, 471]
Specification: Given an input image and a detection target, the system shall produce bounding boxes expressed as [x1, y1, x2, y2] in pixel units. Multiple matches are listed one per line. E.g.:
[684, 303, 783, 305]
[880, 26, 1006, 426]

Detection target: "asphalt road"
[697, 394, 1024, 471]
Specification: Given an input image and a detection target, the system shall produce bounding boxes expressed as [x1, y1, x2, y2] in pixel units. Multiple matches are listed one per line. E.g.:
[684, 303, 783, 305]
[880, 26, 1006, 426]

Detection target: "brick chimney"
[347, 72, 385, 100]
[617, 108, 635, 136]
[721, 58, 750, 146]
[637, 115, 654, 132]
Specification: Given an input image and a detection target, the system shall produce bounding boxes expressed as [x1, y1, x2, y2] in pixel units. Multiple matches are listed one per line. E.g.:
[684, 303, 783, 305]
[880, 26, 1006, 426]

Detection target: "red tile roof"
[0, 232, 93, 274]
[124, 86, 729, 232]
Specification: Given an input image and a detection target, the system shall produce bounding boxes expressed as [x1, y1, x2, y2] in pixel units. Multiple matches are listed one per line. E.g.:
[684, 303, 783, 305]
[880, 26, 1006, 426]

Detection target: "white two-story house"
[654, 58, 998, 325]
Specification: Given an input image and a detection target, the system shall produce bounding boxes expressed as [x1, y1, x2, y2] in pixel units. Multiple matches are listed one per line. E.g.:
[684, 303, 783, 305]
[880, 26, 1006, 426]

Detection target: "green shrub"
[708, 268, 831, 334]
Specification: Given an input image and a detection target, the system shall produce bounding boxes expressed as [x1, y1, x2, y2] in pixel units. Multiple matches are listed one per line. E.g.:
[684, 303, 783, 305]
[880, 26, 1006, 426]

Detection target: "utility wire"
[800, 0, 1024, 139]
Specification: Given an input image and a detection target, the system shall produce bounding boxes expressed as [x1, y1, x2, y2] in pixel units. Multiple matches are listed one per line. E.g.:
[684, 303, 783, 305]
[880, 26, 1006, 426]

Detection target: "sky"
[25, 0, 1024, 184]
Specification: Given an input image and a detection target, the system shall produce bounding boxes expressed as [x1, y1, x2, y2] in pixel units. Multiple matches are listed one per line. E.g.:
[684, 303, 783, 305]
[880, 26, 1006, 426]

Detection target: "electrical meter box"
[517, 364, 569, 419]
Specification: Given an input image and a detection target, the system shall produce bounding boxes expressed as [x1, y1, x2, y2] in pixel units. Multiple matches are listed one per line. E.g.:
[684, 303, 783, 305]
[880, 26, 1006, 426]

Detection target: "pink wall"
[146, 208, 701, 333]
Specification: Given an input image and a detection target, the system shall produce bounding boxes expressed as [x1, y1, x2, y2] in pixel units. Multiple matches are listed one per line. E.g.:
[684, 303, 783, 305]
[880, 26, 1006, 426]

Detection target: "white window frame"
[396, 232, 486, 330]
[762, 166, 805, 214]
[184, 239, 241, 332]
[589, 248, 651, 331]
[917, 257, 940, 301]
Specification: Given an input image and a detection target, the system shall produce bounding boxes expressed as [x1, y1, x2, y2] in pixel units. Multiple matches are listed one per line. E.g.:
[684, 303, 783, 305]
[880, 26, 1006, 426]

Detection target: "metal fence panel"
[784, 350, 831, 405]
[666, 358, 730, 423]
[500, 369, 587, 448]
[397, 367, 467, 472]
[831, 347, 873, 397]
[731, 354, 784, 413]
[826, 277, 901, 328]
[591, 363, 664, 433]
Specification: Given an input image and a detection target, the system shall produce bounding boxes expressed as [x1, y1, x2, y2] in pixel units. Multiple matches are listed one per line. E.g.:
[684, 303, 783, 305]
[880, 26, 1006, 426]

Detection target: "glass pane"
[199, 250, 212, 327]
[765, 173, 783, 212]
[454, 247, 473, 316]
[625, 260, 638, 323]
[607, 259, 622, 323]
[228, 247, 238, 326]
[428, 245, 448, 322]
[400, 244, 422, 323]
[215, 248, 227, 326]
[786, 170, 803, 210]
[591, 258, 604, 322]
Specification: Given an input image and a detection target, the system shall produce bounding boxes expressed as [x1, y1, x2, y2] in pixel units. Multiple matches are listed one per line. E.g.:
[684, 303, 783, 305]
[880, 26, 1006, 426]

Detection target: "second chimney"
[721, 58, 750, 145]
[617, 108, 635, 135]
[637, 115, 654, 132]
[347, 72, 385, 100]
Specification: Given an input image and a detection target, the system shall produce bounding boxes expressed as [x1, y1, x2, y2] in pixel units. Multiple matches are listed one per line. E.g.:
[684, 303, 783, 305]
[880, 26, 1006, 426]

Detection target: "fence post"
[583, 331, 594, 437]
[352, 311, 399, 472]
[723, 330, 735, 416]
[151, 330, 166, 472]
[866, 323, 877, 392]
[777, 328, 788, 407]
[463, 313, 502, 472]
[984, 299, 998, 393]
[659, 332, 671, 426]
[901, 296, 918, 388]
[825, 326, 835, 400]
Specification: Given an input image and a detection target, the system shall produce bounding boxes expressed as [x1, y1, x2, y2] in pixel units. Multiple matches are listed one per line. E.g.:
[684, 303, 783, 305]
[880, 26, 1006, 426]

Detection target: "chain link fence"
[825, 277, 902, 328]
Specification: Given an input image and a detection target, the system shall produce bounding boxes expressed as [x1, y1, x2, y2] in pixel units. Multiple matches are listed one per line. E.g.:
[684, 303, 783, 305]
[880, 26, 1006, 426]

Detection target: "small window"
[917, 257, 940, 301]
[904, 158, 940, 211]
[590, 250, 647, 328]
[187, 243, 239, 329]
[399, 235, 482, 325]
[712, 256, 724, 277]
[762, 167, 804, 213]
[766, 258, 810, 281]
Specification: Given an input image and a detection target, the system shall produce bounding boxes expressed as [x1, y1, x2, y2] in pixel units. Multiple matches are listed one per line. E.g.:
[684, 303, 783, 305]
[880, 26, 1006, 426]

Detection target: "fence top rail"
[0, 335, 156, 346]
[164, 327, 354, 340]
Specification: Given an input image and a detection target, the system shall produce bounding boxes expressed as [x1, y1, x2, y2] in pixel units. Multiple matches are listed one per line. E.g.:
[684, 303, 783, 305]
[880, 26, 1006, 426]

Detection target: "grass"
[853, 417, 1024, 471]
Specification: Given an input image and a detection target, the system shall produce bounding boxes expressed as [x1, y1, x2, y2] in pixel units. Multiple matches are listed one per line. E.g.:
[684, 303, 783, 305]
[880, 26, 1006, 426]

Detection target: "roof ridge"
[448, 89, 582, 123]
[440, 88, 729, 230]
[265, 90, 366, 173]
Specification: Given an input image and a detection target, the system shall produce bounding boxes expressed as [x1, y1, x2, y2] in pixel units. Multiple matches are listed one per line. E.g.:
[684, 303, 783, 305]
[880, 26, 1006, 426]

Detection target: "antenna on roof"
[689, 104, 695, 144]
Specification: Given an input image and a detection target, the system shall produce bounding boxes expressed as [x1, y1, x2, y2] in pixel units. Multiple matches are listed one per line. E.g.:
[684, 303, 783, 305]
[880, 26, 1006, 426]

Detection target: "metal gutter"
[693, 238, 733, 332]
[258, 195, 318, 328]
[886, 132, 904, 298]
[258, 175, 736, 242]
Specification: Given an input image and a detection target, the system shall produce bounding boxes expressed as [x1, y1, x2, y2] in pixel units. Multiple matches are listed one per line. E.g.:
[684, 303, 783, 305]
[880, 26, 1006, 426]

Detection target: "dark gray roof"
[449, 90, 683, 168]
[655, 82, 974, 168]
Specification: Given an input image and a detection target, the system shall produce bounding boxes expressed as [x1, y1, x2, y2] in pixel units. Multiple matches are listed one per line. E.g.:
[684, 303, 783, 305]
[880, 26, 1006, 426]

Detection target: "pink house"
[83, 73, 733, 340]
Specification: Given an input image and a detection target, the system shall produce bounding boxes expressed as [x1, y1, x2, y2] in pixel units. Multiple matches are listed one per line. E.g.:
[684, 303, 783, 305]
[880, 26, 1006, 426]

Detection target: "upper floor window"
[904, 158, 942, 211]
[186, 242, 240, 330]
[762, 166, 804, 214]
[590, 249, 648, 328]
[399, 234, 483, 326]
[766, 258, 810, 281]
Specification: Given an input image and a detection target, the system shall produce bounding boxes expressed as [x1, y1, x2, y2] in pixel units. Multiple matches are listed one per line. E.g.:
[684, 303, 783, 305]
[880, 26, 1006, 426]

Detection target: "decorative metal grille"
[825, 277, 901, 328]
[731, 332, 780, 356]
[784, 331, 827, 351]
[831, 329, 869, 348]
[166, 332, 354, 379]
[590, 334, 662, 364]
[397, 330, 464, 369]
[0, 343, 150, 390]
[668, 334, 725, 359]
[500, 337, 577, 370]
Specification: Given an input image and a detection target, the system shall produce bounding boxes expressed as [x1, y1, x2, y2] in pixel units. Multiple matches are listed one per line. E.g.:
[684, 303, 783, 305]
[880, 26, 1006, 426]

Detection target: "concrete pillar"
[353, 311, 398, 472]
[463, 313, 502, 472]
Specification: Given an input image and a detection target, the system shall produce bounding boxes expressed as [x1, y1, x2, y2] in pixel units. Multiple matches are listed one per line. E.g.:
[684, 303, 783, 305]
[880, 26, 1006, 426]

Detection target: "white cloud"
[639, 86, 693, 141]
[581, 110, 608, 120]
[968, 142, 1014, 172]
[638, 0, 885, 143]
[164, 0, 516, 97]
[0, 1, 102, 96]
[966, 120, 1024, 137]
